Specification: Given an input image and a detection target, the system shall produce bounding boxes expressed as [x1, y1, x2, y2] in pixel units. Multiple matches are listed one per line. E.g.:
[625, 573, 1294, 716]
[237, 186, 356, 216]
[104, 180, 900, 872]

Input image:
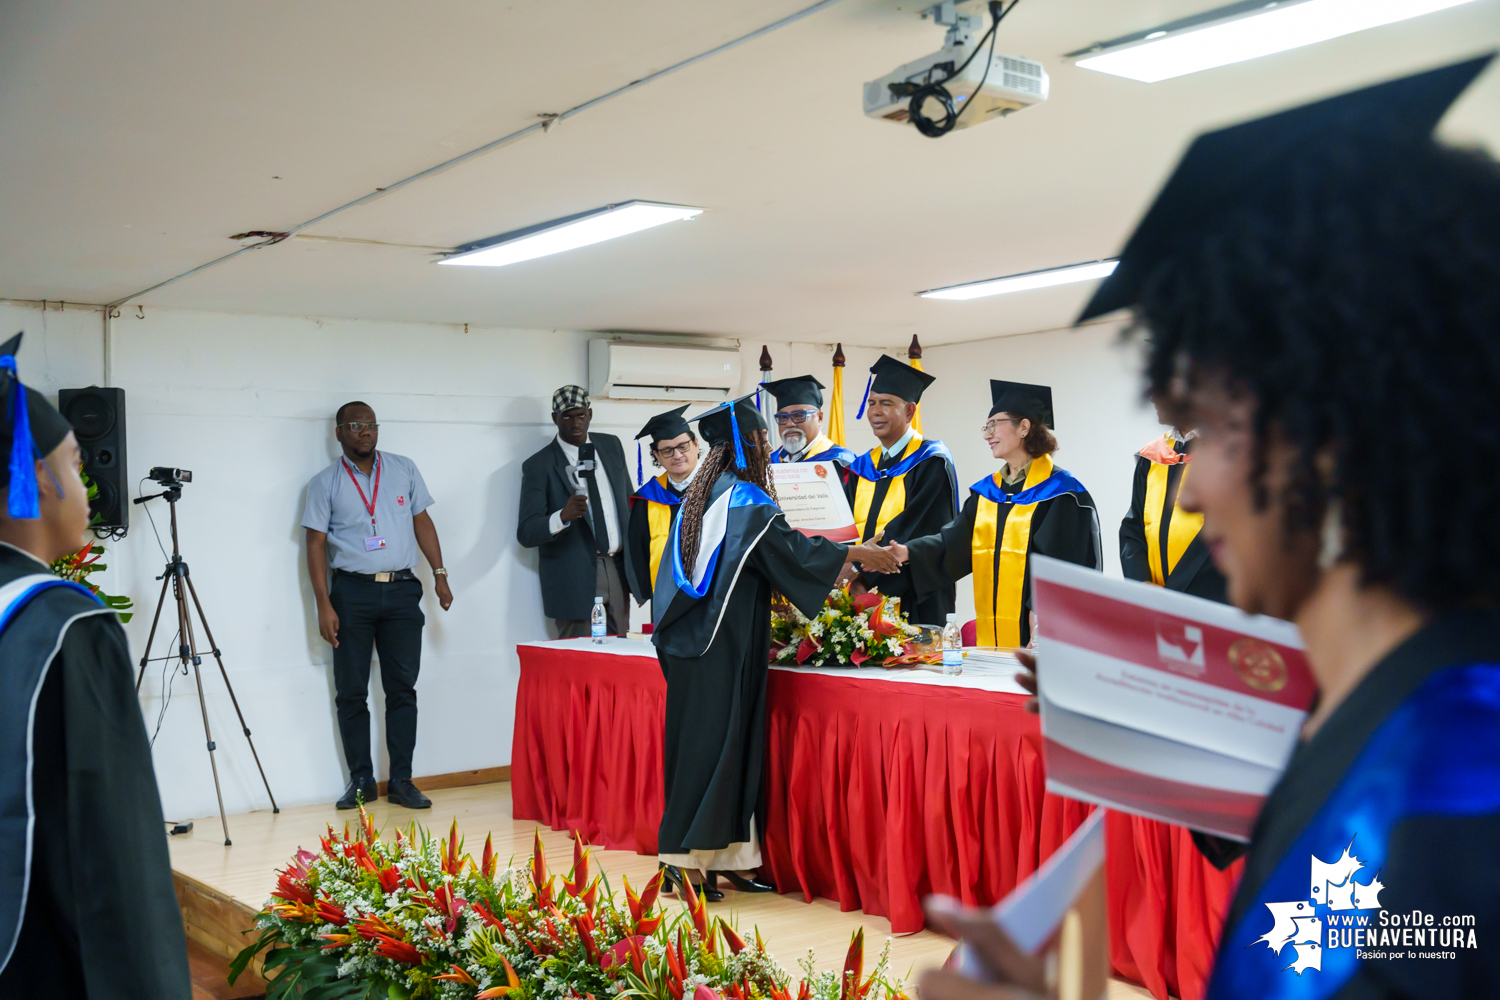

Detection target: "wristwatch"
[433, 568, 448, 577]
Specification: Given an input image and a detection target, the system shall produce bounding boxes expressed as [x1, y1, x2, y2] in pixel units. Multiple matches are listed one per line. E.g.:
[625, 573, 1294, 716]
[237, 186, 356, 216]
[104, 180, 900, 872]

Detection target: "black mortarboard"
[0, 332, 75, 518]
[989, 380, 1054, 429]
[761, 375, 825, 409]
[866, 354, 936, 404]
[636, 404, 693, 444]
[692, 393, 767, 470]
[1078, 54, 1495, 323]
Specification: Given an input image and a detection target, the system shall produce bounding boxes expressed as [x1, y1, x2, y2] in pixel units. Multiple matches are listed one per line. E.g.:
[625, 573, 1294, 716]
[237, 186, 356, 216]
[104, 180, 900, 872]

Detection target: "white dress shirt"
[546, 435, 622, 555]
[881, 425, 917, 461]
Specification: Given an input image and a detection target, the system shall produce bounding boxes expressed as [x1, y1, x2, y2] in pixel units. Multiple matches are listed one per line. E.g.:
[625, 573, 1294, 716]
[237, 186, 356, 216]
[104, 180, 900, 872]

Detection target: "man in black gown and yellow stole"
[1120, 423, 1227, 603]
[842, 354, 957, 625]
[625, 405, 699, 602]
[652, 394, 900, 898]
[0, 333, 191, 998]
[897, 381, 1100, 647]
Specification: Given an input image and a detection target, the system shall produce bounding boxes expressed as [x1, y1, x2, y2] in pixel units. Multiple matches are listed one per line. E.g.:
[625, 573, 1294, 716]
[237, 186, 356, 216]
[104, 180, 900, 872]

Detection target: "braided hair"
[1132, 133, 1500, 611]
[677, 433, 779, 580]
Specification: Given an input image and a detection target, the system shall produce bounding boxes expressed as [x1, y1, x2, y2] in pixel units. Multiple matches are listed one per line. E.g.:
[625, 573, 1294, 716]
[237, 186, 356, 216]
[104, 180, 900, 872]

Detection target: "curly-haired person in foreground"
[920, 55, 1500, 1000]
[649, 394, 901, 902]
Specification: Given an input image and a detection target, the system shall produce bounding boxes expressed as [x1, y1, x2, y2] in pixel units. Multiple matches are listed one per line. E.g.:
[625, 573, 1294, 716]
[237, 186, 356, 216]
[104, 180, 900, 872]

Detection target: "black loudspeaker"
[59, 386, 128, 532]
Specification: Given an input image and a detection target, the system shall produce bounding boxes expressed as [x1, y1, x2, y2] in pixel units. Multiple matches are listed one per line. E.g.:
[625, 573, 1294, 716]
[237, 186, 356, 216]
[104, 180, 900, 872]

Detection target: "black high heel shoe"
[658, 863, 725, 902]
[713, 870, 777, 893]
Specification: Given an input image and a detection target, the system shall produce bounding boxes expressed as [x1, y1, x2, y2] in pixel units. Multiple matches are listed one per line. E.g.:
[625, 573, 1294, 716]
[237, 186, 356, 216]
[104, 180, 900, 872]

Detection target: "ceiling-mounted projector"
[863, 0, 1047, 137]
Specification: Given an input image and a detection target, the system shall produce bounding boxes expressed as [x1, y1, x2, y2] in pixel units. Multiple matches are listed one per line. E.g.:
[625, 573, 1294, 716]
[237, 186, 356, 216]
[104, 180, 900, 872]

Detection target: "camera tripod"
[134, 482, 277, 845]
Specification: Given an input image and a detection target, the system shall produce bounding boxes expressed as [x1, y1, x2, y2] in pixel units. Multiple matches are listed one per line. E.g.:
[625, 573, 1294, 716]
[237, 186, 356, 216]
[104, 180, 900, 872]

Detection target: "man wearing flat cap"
[0, 333, 192, 998]
[842, 354, 958, 625]
[518, 385, 634, 637]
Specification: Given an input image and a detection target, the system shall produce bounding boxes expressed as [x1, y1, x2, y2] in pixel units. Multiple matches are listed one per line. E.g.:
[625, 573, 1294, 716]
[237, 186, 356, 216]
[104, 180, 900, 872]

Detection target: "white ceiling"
[3, 0, 1498, 347]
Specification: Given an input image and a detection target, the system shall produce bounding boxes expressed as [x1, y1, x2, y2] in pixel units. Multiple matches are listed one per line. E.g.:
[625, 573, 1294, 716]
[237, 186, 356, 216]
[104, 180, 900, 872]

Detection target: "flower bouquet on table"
[230, 808, 908, 1000]
[770, 589, 937, 667]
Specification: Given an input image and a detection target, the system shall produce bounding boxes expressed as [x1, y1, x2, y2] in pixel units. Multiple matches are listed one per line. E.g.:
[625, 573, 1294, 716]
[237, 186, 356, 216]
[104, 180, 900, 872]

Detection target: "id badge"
[365, 536, 387, 551]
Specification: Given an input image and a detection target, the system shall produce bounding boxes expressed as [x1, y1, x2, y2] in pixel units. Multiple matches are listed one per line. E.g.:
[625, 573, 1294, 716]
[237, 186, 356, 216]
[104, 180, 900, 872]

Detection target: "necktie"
[580, 443, 609, 556]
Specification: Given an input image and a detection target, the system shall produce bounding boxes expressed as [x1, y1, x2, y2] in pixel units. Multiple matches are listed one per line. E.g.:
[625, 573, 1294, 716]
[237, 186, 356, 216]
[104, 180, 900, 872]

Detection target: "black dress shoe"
[714, 870, 777, 893]
[659, 863, 725, 902]
[386, 778, 432, 809]
[336, 777, 378, 810]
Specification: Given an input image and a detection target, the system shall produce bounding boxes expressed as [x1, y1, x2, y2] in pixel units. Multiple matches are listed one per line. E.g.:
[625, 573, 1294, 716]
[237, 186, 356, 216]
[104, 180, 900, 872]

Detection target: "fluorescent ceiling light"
[439, 201, 702, 268]
[1072, 0, 1480, 83]
[919, 260, 1119, 301]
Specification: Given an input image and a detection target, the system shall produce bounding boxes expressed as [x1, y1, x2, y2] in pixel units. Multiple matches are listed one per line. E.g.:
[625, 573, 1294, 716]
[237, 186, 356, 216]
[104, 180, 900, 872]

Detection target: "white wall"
[3, 301, 886, 819]
[919, 322, 1164, 624]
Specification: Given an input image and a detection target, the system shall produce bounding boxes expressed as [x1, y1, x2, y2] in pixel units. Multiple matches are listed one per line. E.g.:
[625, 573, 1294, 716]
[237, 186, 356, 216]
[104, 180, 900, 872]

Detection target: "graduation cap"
[0, 332, 75, 519]
[1078, 54, 1495, 323]
[761, 375, 825, 409]
[857, 354, 936, 418]
[990, 380, 1054, 429]
[692, 393, 767, 470]
[634, 404, 693, 484]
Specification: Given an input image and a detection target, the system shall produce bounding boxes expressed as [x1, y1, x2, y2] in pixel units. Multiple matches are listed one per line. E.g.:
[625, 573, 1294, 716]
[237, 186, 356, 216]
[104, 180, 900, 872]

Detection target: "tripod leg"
[184, 573, 280, 813]
[178, 577, 232, 845]
[135, 571, 173, 693]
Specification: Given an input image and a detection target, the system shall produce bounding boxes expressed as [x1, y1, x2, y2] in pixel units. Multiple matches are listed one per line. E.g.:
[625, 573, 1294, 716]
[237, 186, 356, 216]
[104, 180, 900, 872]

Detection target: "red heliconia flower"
[531, 830, 552, 905]
[573, 914, 600, 964]
[436, 964, 479, 986]
[354, 913, 403, 941]
[840, 928, 865, 1000]
[476, 956, 523, 998]
[272, 869, 314, 907]
[471, 902, 505, 932]
[432, 882, 469, 936]
[796, 634, 822, 665]
[768, 984, 792, 1000]
[797, 981, 812, 1000]
[867, 601, 901, 637]
[720, 918, 746, 955]
[360, 805, 378, 845]
[376, 866, 401, 895]
[440, 819, 463, 876]
[314, 897, 348, 926]
[852, 592, 882, 613]
[563, 831, 591, 897]
[350, 840, 378, 874]
[373, 932, 424, 965]
[681, 879, 710, 946]
[480, 833, 497, 879]
[694, 986, 723, 1000]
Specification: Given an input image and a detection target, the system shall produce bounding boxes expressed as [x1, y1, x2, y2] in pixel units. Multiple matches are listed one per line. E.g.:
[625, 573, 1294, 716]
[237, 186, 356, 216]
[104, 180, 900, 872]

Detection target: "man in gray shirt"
[302, 401, 453, 810]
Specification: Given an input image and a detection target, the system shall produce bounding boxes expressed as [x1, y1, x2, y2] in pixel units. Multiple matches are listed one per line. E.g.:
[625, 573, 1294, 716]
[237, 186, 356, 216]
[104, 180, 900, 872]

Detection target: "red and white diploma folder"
[1031, 556, 1317, 842]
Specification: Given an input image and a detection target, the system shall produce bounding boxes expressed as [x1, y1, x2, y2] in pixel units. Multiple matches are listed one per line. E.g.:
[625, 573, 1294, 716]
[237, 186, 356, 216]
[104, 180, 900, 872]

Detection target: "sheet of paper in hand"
[1031, 555, 1316, 842]
[768, 461, 857, 541]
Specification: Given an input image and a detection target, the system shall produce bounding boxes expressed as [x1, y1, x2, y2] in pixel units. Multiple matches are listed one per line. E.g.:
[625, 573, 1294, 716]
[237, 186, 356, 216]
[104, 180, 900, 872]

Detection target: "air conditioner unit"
[588, 340, 741, 402]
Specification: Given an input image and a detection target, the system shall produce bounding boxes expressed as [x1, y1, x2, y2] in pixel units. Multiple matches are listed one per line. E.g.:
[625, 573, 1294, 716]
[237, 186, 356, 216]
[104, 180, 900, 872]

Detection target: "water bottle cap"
[595, 596, 604, 603]
[946, 613, 958, 623]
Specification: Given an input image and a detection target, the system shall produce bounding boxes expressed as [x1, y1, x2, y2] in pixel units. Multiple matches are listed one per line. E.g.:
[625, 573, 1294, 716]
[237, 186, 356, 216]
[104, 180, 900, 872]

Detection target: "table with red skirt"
[510, 638, 1244, 1000]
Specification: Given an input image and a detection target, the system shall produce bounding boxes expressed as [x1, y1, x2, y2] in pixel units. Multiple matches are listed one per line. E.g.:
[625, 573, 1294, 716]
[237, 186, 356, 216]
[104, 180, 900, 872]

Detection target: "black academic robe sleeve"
[1120, 455, 1153, 583]
[850, 455, 957, 604]
[748, 514, 848, 619]
[626, 496, 653, 602]
[0, 615, 192, 1000]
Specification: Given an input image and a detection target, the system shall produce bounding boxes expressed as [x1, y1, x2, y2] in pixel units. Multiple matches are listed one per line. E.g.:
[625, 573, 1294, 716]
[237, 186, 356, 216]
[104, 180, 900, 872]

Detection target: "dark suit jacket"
[517, 433, 635, 620]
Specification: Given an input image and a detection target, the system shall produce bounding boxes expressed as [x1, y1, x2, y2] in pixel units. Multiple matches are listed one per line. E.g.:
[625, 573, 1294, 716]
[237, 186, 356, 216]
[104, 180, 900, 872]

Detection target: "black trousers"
[330, 572, 424, 781]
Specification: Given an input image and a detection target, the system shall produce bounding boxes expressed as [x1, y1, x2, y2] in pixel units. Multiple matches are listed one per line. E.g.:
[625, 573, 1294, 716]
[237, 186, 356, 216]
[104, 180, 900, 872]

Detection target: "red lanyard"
[342, 453, 381, 531]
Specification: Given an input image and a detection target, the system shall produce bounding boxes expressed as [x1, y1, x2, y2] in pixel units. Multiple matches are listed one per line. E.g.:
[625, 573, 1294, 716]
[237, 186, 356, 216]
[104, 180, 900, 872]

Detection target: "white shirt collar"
[882, 426, 917, 459]
[667, 464, 697, 491]
[556, 435, 581, 461]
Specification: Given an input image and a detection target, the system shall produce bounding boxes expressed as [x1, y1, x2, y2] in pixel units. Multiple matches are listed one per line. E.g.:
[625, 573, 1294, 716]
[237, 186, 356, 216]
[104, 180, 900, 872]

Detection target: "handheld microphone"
[575, 443, 596, 496]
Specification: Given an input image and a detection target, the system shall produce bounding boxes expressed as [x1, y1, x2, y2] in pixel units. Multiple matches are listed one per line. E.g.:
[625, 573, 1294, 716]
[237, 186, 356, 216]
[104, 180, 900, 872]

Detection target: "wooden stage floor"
[168, 780, 1151, 998]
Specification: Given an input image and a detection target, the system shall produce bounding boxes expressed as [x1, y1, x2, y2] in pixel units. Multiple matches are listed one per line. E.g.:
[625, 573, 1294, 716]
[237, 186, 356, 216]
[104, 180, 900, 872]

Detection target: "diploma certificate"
[768, 461, 857, 541]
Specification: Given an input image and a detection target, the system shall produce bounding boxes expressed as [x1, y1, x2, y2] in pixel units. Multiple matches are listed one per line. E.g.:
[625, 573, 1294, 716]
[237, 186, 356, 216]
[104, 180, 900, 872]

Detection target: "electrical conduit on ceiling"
[103, 0, 850, 312]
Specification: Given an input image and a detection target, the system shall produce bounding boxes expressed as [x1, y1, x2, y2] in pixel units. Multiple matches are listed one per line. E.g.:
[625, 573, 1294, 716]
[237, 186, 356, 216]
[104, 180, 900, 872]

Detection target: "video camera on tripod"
[133, 465, 276, 844]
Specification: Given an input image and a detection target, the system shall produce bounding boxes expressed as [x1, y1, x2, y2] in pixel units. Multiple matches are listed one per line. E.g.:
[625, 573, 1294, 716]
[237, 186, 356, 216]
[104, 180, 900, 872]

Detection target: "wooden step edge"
[174, 869, 267, 991]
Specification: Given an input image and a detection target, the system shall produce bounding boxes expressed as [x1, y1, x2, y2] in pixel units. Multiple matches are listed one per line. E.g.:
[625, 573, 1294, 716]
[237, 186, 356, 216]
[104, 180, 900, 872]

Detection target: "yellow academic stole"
[852, 434, 924, 540]
[647, 474, 675, 590]
[1143, 459, 1204, 586]
[971, 454, 1055, 648]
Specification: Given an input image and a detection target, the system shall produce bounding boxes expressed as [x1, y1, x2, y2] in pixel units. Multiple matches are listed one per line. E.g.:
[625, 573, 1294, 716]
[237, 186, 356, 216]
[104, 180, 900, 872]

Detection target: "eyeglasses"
[981, 416, 1017, 436]
[340, 421, 379, 433]
[654, 441, 695, 458]
[774, 409, 819, 425]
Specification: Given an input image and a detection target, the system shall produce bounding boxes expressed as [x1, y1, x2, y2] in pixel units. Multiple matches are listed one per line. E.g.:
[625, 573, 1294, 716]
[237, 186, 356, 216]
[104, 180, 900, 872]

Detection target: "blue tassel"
[636, 441, 644, 487]
[1, 355, 39, 519]
[855, 374, 873, 420]
[730, 404, 747, 470]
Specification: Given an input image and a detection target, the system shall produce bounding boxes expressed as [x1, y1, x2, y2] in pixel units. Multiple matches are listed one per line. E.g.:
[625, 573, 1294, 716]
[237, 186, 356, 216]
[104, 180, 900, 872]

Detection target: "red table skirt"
[512, 644, 1242, 1000]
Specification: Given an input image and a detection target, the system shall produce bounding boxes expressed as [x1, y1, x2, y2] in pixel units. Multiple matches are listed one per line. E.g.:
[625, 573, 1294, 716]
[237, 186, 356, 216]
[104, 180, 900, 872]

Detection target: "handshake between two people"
[835, 531, 909, 589]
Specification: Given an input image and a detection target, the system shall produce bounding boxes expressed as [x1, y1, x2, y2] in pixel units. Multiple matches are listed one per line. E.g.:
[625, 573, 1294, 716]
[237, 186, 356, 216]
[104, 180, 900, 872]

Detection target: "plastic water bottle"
[591, 596, 607, 643]
[942, 613, 963, 676]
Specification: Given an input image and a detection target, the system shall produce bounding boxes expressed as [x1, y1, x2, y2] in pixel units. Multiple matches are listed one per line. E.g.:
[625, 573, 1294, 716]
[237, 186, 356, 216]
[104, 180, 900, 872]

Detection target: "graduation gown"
[843, 435, 959, 626]
[652, 472, 845, 856]
[625, 473, 687, 601]
[907, 455, 1101, 647]
[1206, 608, 1500, 999]
[1120, 435, 1227, 603]
[0, 544, 191, 999]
